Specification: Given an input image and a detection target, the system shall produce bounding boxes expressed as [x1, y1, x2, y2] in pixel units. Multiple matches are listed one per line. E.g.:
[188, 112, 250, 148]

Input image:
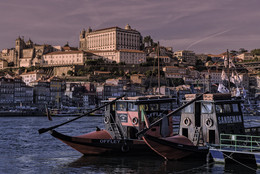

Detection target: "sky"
[1, 0, 260, 54]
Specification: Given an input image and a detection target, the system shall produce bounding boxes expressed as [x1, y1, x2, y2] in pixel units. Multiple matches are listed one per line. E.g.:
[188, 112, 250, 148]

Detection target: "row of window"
[114, 102, 174, 111]
[46, 55, 82, 59]
[183, 103, 240, 114]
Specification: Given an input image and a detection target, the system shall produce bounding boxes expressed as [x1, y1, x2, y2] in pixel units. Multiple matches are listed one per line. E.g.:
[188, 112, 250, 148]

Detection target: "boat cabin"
[103, 95, 177, 140]
[179, 93, 245, 145]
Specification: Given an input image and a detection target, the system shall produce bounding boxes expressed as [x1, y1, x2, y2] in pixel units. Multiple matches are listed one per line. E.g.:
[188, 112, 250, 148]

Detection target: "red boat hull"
[143, 132, 209, 160]
[50, 130, 155, 156]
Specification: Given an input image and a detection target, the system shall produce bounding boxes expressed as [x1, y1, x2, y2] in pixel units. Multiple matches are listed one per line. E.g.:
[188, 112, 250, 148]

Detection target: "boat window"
[150, 104, 159, 111]
[215, 104, 223, 113]
[143, 104, 149, 111]
[223, 104, 231, 113]
[160, 103, 171, 110]
[112, 104, 115, 111]
[201, 103, 213, 113]
[183, 103, 194, 113]
[128, 102, 138, 111]
[116, 102, 127, 111]
[232, 104, 239, 112]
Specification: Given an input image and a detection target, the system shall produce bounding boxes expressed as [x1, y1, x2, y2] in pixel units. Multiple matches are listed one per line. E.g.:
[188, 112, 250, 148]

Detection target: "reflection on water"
[0, 116, 260, 174]
[65, 156, 207, 174]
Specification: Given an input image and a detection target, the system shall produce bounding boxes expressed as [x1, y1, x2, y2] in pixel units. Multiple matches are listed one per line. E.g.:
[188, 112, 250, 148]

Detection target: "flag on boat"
[221, 70, 228, 81]
[230, 71, 236, 84]
[229, 59, 236, 68]
[224, 56, 228, 68]
[235, 87, 240, 97]
[218, 83, 229, 93]
[243, 88, 247, 98]
[140, 105, 150, 128]
[236, 73, 242, 84]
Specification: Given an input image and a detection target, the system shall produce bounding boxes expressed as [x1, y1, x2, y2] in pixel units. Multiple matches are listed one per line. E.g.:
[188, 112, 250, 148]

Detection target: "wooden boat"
[49, 95, 179, 156]
[50, 129, 153, 155]
[143, 130, 208, 160]
[140, 93, 260, 161]
[137, 93, 209, 160]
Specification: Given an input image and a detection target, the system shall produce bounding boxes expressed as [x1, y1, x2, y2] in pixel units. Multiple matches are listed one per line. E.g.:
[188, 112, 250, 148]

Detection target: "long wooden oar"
[38, 95, 125, 134]
[137, 92, 207, 137]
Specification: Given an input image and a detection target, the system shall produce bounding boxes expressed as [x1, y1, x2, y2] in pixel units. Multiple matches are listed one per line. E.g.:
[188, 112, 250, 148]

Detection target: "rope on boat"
[174, 161, 215, 174]
[220, 150, 257, 172]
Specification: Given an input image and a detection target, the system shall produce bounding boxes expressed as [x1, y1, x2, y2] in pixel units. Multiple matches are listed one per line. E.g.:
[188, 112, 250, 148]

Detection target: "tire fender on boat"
[121, 144, 129, 152]
[205, 118, 213, 128]
[132, 117, 138, 125]
[183, 117, 191, 126]
[104, 116, 109, 124]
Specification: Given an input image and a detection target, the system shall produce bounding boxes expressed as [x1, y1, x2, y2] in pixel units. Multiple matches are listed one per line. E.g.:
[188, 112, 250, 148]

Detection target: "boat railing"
[244, 126, 260, 136]
[219, 133, 260, 152]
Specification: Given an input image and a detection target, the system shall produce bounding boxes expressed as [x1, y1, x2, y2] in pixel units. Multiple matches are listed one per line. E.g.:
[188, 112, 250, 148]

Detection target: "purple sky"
[1, 0, 260, 54]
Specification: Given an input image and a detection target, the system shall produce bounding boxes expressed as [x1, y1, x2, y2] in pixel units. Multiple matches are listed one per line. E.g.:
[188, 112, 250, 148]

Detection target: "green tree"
[67, 70, 74, 76]
[145, 70, 152, 77]
[251, 49, 260, 56]
[171, 78, 184, 86]
[238, 48, 248, 54]
[131, 71, 138, 75]
[77, 69, 84, 76]
[85, 60, 98, 65]
[144, 35, 153, 46]
[230, 50, 238, 56]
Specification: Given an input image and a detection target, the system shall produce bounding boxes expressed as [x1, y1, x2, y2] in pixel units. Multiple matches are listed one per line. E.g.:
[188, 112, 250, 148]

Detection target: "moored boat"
[139, 93, 209, 160]
[143, 93, 260, 164]
[47, 95, 178, 156]
[143, 131, 208, 160]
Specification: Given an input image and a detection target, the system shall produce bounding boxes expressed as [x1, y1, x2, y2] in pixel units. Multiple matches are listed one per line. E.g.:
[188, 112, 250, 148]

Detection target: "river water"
[0, 116, 259, 174]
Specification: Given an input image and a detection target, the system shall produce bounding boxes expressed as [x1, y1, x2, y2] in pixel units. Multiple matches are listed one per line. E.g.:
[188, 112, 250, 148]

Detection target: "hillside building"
[79, 24, 145, 64]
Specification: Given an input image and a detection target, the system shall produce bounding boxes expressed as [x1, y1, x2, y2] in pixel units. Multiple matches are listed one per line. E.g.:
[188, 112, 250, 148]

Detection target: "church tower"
[79, 29, 86, 50]
[15, 36, 25, 67]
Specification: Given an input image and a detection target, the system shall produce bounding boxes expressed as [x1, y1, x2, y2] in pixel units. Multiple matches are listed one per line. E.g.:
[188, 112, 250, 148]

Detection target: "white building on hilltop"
[42, 50, 87, 66]
[79, 24, 145, 64]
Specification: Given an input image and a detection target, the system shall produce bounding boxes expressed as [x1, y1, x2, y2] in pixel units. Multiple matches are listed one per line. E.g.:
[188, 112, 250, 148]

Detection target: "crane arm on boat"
[136, 92, 208, 137]
[38, 94, 126, 134]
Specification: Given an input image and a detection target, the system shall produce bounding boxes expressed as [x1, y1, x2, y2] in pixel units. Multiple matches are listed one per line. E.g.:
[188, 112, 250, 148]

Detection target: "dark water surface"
[0, 116, 259, 174]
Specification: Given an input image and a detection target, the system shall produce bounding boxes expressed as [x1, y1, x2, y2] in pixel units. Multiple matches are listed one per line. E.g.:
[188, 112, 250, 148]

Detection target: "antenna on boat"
[227, 49, 231, 92]
[157, 42, 161, 95]
[38, 94, 126, 134]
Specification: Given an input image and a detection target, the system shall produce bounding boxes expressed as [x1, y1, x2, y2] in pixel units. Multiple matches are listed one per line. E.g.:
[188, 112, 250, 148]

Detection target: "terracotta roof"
[20, 71, 46, 75]
[90, 26, 139, 33]
[118, 49, 145, 53]
[45, 50, 84, 55]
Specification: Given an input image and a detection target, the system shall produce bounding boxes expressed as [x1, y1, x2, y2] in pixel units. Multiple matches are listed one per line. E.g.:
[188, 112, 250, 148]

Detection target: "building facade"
[20, 71, 47, 86]
[79, 24, 141, 51]
[237, 52, 254, 61]
[79, 25, 145, 64]
[42, 50, 87, 66]
[174, 50, 197, 66]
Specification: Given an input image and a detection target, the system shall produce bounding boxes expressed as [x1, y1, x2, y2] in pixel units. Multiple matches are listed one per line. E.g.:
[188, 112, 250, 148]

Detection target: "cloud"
[186, 28, 233, 50]
[1, 0, 260, 54]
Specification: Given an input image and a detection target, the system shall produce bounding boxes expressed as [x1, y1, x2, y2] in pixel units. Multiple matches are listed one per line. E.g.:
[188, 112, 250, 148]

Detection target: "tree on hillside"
[144, 35, 153, 47]
[238, 48, 248, 54]
[251, 49, 260, 56]
[230, 50, 238, 56]
[67, 70, 74, 76]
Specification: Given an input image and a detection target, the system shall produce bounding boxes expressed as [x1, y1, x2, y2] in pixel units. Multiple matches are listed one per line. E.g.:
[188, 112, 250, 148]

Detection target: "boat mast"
[157, 42, 160, 94]
[227, 49, 231, 92]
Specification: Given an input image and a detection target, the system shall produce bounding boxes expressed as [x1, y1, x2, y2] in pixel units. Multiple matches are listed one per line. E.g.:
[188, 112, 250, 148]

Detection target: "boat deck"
[210, 133, 260, 167]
